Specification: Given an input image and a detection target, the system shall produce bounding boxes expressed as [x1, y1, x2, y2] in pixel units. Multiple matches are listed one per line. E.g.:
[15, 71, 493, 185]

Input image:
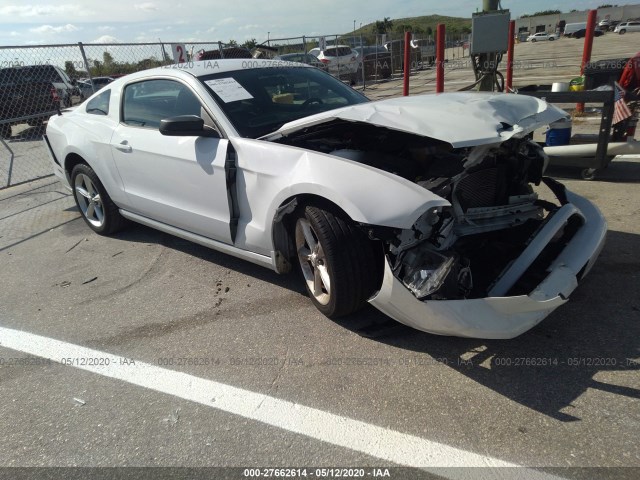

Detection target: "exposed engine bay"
[275, 120, 582, 301]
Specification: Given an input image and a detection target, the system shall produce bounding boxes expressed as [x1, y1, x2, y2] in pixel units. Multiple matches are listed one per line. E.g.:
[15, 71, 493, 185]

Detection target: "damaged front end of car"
[270, 94, 607, 338]
[364, 137, 607, 339]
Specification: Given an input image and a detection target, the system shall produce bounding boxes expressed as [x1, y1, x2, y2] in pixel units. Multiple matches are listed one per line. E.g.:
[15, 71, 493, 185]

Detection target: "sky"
[0, 1, 627, 46]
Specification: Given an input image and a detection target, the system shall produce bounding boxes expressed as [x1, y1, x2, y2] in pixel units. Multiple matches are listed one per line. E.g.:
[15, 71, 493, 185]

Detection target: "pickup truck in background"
[0, 64, 77, 139]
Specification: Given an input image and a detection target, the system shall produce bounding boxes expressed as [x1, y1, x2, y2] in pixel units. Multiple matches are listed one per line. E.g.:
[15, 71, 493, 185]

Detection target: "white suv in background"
[308, 45, 359, 82]
[614, 21, 640, 34]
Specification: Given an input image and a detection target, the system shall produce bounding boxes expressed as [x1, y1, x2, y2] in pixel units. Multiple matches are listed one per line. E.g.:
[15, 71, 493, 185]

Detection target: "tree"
[64, 61, 77, 78]
[103, 51, 114, 67]
[372, 17, 393, 34]
[92, 59, 103, 76]
[520, 9, 562, 18]
[426, 26, 433, 36]
[243, 38, 258, 49]
[227, 39, 238, 47]
[394, 23, 412, 33]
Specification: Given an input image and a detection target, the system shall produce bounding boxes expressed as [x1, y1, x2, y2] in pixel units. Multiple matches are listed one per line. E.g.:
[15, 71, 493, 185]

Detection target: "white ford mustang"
[45, 60, 606, 339]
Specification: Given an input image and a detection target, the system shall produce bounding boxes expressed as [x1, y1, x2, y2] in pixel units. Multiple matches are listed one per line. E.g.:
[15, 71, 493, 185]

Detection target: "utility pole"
[479, 0, 499, 91]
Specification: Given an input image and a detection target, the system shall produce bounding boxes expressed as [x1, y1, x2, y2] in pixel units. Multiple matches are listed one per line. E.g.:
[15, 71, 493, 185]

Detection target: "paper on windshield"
[204, 78, 253, 103]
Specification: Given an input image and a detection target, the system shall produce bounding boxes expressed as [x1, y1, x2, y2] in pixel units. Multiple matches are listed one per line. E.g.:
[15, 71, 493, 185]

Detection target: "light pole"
[267, 31, 270, 46]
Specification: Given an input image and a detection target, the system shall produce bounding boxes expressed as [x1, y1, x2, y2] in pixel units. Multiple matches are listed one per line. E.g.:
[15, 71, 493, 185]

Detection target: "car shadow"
[342, 228, 640, 422]
[109, 222, 639, 423]
[111, 223, 305, 294]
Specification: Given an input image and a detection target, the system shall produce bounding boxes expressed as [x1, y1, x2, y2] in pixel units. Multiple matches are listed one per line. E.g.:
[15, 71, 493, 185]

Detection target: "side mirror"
[159, 115, 220, 138]
[71, 78, 78, 86]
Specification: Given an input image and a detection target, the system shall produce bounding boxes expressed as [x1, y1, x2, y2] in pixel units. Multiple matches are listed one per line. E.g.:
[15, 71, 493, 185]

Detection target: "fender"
[47, 111, 128, 206]
[229, 138, 450, 256]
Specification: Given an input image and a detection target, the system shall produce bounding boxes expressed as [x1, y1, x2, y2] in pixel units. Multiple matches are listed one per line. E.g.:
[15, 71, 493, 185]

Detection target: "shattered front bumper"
[369, 187, 607, 339]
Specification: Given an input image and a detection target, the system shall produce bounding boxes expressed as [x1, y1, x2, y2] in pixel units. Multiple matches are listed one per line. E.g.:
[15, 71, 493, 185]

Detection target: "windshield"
[198, 66, 368, 138]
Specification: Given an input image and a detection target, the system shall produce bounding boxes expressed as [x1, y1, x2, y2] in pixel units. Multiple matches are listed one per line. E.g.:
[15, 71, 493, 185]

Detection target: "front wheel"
[619, 29, 626, 34]
[71, 163, 126, 235]
[549, 37, 555, 41]
[531, 39, 537, 43]
[294, 205, 381, 318]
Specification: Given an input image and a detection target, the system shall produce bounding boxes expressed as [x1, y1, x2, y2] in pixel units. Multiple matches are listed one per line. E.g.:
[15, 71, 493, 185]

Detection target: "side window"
[86, 89, 111, 116]
[122, 79, 203, 129]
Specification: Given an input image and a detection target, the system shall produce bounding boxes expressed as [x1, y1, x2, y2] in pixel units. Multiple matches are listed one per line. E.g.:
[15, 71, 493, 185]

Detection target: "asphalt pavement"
[0, 157, 639, 479]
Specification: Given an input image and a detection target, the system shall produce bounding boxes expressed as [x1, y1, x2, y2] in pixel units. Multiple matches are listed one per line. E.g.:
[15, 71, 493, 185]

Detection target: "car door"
[110, 78, 232, 244]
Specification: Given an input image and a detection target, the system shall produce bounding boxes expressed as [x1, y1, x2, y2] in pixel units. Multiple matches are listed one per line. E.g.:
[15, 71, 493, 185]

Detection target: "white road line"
[0, 326, 565, 480]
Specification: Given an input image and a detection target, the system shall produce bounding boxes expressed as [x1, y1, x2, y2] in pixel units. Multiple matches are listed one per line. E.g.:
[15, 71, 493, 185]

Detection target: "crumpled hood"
[268, 92, 567, 148]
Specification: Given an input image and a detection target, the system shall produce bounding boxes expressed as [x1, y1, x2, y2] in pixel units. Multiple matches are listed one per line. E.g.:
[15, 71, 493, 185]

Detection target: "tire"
[619, 29, 626, 34]
[549, 37, 555, 41]
[71, 163, 126, 235]
[294, 205, 381, 318]
[531, 39, 536, 43]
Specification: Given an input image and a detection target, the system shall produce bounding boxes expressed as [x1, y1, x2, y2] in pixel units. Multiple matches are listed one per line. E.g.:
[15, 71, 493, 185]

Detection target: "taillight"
[320, 58, 330, 64]
[50, 87, 60, 103]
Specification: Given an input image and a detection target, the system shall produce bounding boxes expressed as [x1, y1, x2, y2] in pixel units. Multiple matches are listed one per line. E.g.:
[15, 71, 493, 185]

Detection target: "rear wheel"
[294, 205, 380, 318]
[71, 163, 126, 235]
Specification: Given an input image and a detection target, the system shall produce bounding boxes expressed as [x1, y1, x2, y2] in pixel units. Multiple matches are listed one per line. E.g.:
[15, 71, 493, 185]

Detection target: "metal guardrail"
[519, 90, 615, 176]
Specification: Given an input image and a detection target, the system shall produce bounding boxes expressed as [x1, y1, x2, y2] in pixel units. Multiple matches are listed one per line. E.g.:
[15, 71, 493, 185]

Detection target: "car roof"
[118, 59, 312, 82]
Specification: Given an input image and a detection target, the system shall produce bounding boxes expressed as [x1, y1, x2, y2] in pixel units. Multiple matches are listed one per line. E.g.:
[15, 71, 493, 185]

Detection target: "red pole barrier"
[577, 9, 597, 113]
[506, 20, 515, 92]
[436, 24, 445, 93]
[403, 31, 411, 96]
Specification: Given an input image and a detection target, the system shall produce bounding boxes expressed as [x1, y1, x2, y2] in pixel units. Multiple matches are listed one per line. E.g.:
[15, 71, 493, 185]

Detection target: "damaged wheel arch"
[271, 194, 385, 309]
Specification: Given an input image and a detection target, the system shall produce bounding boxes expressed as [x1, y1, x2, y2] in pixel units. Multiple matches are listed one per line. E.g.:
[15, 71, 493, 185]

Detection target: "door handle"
[114, 141, 132, 153]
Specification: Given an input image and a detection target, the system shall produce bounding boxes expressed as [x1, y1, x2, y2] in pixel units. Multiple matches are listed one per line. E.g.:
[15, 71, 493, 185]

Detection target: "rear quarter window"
[86, 89, 111, 116]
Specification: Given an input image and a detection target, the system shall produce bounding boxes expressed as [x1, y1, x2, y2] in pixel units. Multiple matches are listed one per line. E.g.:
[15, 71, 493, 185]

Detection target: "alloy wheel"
[296, 217, 331, 305]
[74, 173, 104, 228]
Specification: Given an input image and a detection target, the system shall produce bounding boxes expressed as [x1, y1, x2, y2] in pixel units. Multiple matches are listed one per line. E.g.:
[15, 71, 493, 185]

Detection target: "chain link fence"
[0, 33, 470, 190]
